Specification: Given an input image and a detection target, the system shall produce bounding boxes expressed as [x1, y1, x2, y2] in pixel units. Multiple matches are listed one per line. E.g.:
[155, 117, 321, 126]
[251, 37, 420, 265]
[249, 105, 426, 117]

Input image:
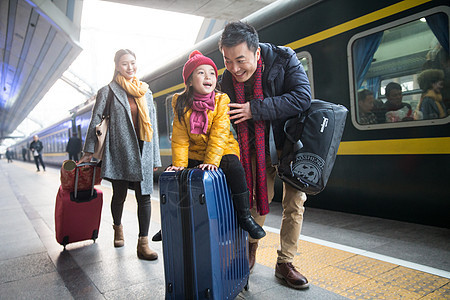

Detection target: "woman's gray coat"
[84, 80, 161, 195]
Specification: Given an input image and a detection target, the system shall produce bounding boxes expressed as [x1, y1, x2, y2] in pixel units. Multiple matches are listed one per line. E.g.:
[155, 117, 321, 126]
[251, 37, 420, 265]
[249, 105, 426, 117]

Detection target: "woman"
[79, 49, 161, 260]
[417, 69, 447, 120]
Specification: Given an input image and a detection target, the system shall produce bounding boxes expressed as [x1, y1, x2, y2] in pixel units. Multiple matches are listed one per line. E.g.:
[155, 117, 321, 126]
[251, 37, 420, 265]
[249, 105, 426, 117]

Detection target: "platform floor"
[1, 159, 449, 299]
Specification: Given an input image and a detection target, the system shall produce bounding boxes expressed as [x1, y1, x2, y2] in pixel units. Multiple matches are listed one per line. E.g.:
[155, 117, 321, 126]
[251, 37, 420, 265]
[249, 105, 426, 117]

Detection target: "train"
[10, 0, 450, 228]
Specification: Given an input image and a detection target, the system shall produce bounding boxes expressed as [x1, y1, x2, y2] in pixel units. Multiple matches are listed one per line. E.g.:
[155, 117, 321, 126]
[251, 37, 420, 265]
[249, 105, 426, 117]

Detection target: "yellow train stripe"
[43, 153, 67, 157]
[153, 83, 184, 98]
[337, 137, 450, 155]
[41, 137, 449, 158]
[286, 0, 432, 50]
[153, 0, 431, 99]
[160, 148, 172, 156]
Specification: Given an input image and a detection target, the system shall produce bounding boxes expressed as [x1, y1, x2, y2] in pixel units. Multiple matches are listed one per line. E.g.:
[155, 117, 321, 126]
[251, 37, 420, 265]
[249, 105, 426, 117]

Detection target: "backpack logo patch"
[320, 117, 329, 133]
[292, 153, 324, 184]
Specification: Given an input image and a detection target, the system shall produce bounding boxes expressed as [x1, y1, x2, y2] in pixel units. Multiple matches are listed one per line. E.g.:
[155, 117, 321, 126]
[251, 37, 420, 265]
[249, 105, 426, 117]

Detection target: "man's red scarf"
[232, 58, 269, 215]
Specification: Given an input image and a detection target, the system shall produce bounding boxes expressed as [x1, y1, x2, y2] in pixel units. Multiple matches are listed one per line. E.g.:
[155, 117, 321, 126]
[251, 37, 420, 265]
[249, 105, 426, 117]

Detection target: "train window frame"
[296, 51, 315, 99]
[348, 6, 450, 130]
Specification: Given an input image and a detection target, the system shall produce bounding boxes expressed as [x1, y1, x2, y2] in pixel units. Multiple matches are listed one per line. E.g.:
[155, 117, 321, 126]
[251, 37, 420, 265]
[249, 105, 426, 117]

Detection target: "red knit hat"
[182, 50, 218, 84]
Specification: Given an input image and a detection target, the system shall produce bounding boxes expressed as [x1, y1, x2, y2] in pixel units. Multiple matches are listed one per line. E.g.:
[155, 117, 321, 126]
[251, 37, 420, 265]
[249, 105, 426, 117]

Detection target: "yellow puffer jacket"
[171, 92, 240, 167]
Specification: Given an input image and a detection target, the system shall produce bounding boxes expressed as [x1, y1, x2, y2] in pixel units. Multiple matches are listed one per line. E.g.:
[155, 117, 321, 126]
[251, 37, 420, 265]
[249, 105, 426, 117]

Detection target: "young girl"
[165, 50, 265, 239]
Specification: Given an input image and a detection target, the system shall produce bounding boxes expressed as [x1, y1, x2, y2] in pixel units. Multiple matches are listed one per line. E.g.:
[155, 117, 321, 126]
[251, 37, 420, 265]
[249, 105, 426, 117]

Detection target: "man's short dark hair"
[385, 82, 402, 97]
[219, 21, 259, 53]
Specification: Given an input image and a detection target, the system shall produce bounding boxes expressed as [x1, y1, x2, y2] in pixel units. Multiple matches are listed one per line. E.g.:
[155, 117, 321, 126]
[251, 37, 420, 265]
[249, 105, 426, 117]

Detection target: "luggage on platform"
[60, 160, 102, 192]
[159, 168, 249, 299]
[55, 162, 103, 249]
[272, 99, 348, 195]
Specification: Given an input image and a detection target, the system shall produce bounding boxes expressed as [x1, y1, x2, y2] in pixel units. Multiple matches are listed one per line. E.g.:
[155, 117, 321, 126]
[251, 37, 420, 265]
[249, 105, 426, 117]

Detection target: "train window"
[349, 8, 450, 130]
[296, 51, 314, 98]
[165, 94, 174, 141]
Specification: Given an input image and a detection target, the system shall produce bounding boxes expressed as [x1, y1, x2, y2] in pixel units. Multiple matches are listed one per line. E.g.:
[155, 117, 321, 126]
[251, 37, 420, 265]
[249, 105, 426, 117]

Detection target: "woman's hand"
[78, 152, 93, 164]
[166, 166, 185, 171]
[197, 163, 217, 171]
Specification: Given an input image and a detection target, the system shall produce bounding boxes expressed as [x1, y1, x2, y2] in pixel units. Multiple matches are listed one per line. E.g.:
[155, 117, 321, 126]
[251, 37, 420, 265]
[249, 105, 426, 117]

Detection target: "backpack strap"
[102, 86, 113, 119]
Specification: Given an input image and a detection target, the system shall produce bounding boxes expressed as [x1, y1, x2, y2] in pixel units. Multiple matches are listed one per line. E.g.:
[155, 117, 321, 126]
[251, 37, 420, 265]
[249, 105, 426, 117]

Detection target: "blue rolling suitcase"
[159, 168, 249, 299]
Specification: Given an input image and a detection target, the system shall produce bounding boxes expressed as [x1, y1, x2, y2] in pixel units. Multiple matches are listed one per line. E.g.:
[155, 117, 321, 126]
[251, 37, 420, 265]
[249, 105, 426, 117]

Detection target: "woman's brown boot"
[113, 224, 124, 247]
[137, 236, 158, 260]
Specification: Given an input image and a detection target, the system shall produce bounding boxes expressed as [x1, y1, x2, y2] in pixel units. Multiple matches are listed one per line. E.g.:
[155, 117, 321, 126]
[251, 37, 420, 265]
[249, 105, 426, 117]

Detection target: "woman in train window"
[416, 69, 447, 120]
[79, 49, 161, 260]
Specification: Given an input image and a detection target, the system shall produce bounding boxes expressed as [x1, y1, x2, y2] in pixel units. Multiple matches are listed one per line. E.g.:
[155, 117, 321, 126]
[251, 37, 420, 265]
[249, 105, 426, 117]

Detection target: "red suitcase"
[55, 164, 103, 249]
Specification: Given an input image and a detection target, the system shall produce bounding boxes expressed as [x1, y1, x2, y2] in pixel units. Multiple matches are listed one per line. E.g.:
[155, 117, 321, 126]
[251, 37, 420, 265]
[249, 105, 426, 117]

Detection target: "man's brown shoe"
[275, 262, 309, 289]
[248, 242, 258, 273]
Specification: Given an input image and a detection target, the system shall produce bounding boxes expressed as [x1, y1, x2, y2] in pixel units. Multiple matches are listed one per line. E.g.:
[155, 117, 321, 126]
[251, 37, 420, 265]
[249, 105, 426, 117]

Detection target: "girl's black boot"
[232, 191, 266, 239]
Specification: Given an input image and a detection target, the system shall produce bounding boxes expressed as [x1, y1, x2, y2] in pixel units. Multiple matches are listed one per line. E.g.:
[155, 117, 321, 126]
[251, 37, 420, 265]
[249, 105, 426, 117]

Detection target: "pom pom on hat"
[182, 50, 218, 84]
[189, 50, 203, 59]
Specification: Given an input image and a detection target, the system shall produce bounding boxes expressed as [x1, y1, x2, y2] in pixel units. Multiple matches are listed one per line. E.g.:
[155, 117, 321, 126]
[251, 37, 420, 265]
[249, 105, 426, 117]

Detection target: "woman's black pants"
[111, 180, 151, 237]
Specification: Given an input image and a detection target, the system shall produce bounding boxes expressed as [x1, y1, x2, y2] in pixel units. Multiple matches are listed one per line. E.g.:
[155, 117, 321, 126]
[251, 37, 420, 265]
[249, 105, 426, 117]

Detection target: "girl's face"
[190, 64, 216, 94]
[358, 95, 374, 114]
[432, 80, 444, 94]
[116, 54, 137, 80]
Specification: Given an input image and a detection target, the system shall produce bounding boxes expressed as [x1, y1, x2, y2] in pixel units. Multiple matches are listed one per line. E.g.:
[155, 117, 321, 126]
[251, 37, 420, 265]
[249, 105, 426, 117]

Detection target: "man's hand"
[228, 102, 252, 124]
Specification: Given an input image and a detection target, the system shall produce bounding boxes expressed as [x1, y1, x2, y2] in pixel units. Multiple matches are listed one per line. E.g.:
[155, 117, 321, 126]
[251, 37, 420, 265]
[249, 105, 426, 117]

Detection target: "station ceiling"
[102, 0, 276, 20]
[0, 0, 82, 140]
[0, 0, 275, 141]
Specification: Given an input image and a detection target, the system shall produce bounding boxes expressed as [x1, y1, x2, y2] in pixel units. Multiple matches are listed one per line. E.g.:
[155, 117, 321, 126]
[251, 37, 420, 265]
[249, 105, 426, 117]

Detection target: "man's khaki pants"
[249, 153, 307, 263]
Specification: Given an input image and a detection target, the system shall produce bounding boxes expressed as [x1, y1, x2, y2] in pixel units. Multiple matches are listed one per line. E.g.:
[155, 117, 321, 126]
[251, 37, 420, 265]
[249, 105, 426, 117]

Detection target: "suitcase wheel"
[61, 236, 69, 250]
[91, 229, 99, 241]
[204, 288, 211, 298]
[244, 279, 249, 291]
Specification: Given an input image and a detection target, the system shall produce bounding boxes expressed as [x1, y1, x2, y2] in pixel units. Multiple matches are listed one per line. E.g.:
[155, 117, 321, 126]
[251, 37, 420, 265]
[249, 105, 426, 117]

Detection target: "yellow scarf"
[115, 74, 153, 142]
[421, 90, 446, 118]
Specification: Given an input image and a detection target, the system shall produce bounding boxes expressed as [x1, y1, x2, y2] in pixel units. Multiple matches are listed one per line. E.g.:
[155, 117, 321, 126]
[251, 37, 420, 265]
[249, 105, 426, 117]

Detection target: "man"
[30, 135, 46, 172]
[219, 21, 311, 289]
[6, 148, 13, 163]
[22, 147, 27, 161]
[66, 132, 82, 161]
[382, 82, 412, 122]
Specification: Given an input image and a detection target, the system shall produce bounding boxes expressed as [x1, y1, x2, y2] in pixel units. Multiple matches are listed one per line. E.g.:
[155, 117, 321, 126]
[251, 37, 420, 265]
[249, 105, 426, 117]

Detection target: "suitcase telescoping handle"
[72, 162, 98, 202]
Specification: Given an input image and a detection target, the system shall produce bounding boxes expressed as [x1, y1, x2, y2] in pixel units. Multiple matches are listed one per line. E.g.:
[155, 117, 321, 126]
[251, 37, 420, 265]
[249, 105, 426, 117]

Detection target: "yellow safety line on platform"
[118, 194, 450, 298]
[256, 232, 450, 298]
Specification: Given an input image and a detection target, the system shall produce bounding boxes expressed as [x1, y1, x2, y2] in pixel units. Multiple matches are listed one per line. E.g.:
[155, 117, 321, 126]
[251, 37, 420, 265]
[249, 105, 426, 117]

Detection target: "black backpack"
[270, 99, 348, 195]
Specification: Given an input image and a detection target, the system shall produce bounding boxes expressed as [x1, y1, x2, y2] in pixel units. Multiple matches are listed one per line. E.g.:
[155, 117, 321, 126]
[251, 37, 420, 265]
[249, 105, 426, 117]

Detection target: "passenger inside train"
[383, 82, 413, 123]
[357, 89, 377, 125]
[417, 68, 447, 120]
[353, 12, 449, 126]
